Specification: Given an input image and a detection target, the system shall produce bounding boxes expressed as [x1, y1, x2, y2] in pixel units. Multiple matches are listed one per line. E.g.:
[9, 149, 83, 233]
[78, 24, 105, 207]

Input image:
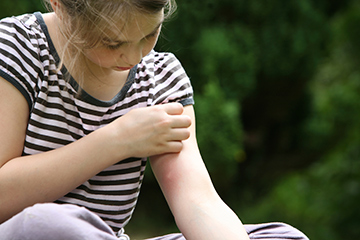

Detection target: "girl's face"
[82, 10, 164, 72]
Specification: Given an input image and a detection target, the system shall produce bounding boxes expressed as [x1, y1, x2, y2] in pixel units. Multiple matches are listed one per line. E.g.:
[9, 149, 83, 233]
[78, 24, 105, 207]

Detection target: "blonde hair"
[43, 0, 176, 88]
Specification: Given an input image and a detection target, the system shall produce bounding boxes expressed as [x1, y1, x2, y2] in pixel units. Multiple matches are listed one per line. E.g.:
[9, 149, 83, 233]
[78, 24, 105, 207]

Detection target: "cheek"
[84, 50, 116, 65]
[143, 38, 159, 56]
[142, 47, 152, 57]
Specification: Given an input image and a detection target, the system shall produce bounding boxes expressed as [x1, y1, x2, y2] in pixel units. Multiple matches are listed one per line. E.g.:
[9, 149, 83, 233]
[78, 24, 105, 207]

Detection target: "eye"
[105, 42, 124, 50]
[146, 32, 158, 39]
[103, 41, 126, 50]
[101, 38, 125, 50]
[144, 29, 161, 41]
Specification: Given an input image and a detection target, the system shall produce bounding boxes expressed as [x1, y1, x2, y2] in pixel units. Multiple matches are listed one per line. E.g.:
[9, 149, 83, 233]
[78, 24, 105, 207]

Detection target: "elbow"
[0, 176, 26, 224]
[0, 193, 15, 224]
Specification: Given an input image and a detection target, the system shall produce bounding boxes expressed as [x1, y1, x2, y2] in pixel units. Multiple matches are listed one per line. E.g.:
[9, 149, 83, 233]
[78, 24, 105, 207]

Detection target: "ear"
[50, 0, 62, 18]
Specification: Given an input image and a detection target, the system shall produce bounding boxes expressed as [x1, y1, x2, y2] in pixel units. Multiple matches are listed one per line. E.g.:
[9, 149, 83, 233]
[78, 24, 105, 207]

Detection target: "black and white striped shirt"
[0, 12, 194, 232]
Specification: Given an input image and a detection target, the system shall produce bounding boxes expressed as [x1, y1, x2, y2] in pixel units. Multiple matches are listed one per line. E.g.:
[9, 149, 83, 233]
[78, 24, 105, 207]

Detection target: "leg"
[0, 203, 118, 240]
[145, 233, 185, 240]
[245, 222, 309, 240]
[144, 222, 309, 240]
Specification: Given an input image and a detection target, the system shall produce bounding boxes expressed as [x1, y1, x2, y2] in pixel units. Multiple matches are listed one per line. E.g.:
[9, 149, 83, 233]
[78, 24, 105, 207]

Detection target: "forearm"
[151, 106, 249, 240]
[153, 154, 249, 240]
[174, 196, 250, 240]
[0, 102, 191, 223]
[0, 127, 124, 223]
[151, 148, 249, 240]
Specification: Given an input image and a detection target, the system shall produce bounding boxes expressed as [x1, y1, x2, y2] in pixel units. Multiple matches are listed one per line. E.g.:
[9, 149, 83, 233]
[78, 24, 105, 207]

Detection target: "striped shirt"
[0, 12, 194, 232]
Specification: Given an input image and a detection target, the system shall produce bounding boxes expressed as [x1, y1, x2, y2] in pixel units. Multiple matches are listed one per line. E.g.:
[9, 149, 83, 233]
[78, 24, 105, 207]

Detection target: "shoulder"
[0, 13, 44, 46]
[0, 13, 48, 66]
[140, 50, 175, 64]
[1, 13, 40, 28]
[139, 50, 185, 75]
[137, 50, 194, 106]
[0, 13, 50, 110]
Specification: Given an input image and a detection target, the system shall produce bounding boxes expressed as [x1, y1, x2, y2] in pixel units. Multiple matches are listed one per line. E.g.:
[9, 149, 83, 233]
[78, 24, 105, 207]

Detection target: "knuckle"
[158, 117, 171, 128]
[153, 104, 163, 112]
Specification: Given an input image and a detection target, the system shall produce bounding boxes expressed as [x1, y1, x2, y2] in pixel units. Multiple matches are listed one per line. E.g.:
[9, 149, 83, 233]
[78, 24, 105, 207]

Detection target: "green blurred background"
[2, 0, 360, 239]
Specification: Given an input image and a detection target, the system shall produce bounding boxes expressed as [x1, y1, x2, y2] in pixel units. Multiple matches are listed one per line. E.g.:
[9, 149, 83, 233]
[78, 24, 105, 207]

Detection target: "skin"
[78, 11, 164, 100]
[150, 107, 250, 239]
[0, 1, 250, 239]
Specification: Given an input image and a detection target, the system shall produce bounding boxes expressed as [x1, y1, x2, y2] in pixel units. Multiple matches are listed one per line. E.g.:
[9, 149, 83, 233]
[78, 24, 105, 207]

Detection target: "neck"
[43, 12, 130, 101]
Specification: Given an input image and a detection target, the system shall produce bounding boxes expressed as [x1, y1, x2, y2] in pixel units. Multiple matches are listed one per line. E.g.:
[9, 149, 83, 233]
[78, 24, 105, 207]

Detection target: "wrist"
[94, 123, 133, 163]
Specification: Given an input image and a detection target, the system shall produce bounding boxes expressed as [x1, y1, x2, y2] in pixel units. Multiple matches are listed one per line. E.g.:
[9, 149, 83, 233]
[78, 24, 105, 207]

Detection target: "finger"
[166, 128, 191, 141]
[169, 115, 192, 128]
[161, 102, 184, 115]
[164, 140, 184, 153]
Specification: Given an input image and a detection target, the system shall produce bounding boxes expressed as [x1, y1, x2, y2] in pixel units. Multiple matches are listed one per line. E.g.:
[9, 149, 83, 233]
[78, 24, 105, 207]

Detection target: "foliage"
[0, 0, 45, 18]
[194, 81, 244, 188]
[242, 144, 360, 240]
[1, 1, 360, 240]
[241, 2, 360, 240]
[157, 1, 332, 198]
[193, 24, 256, 100]
[303, 1, 360, 152]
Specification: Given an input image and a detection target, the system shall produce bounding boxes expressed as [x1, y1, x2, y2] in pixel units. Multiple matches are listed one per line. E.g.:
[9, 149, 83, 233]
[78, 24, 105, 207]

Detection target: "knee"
[21, 203, 89, 238]
[5, 203, 115, 240]
[274, 222, 309, 240]
[0, 203, 71, 239]
[22, 203, 88, 226]
[246, 222, 309, 240]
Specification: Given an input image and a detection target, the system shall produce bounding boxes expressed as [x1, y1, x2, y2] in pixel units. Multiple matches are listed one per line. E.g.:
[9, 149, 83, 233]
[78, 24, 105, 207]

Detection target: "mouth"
[115, 66, 134, 71]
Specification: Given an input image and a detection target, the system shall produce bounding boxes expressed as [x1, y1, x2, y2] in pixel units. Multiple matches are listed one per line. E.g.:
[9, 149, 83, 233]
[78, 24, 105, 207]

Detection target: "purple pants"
[0, 203, 309, 240]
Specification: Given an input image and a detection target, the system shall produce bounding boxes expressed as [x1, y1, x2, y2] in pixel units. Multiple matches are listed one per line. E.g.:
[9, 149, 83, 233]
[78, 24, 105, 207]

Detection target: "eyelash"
[145, 31, 159, 40]
[104, 30, 159, 50]
[106, 43, 124, 50]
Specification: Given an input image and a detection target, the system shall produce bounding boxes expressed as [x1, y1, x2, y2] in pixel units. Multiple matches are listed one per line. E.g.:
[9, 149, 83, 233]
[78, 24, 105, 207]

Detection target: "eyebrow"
[147, 22, 163, 36]
[103, 21, 164, 45]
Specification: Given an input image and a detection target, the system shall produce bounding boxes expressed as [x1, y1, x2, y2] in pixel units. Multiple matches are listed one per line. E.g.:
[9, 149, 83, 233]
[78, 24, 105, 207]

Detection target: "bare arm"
[0, 77, 191, 223]
[150, 106, 250, 240]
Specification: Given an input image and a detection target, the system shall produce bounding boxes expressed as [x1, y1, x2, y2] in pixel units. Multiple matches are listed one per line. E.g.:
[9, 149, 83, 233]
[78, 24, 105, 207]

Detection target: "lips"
[116, 66, 133, 71]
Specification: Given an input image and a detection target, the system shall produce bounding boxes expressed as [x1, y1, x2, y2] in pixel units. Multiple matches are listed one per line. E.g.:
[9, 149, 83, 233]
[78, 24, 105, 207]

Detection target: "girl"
[0, 0, 308, 239]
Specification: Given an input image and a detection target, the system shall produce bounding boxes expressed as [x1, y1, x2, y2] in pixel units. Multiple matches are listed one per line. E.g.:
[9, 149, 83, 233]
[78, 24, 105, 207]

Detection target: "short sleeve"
[139, 51, 194, 106]
[0, 14, 44, 110]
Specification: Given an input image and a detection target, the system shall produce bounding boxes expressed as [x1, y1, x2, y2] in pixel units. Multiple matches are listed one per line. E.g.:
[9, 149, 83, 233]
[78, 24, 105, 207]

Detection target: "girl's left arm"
[149, 105, 250, 240]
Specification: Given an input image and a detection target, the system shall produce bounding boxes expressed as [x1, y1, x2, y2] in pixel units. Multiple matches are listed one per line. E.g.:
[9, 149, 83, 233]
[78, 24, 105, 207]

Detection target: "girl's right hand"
[106, 103, 192, 159]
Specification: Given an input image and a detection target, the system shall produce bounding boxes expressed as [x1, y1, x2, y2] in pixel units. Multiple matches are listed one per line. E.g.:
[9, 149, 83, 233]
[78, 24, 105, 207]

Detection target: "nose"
[120, 44, 143, 66]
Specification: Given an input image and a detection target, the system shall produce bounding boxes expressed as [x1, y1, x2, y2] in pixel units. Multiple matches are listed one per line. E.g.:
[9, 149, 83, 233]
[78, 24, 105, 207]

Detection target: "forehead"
[105, 10, 164, 41]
